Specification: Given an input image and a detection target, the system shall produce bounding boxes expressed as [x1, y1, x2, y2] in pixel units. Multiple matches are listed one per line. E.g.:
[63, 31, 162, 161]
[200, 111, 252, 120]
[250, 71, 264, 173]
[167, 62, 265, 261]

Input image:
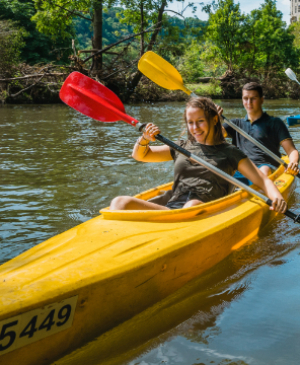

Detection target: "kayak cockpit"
[100, 160, 289, 222]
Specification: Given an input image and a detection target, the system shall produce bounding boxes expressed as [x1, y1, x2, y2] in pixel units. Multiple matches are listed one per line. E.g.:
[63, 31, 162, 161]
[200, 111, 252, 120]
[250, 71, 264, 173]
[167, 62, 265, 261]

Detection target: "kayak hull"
[287, 115, 300, 126]
[0, 159, 296, 365]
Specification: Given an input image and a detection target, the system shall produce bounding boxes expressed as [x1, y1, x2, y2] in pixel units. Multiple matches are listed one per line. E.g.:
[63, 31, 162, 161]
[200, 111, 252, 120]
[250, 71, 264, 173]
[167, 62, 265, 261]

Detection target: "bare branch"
[102, 60, 138, 80]
[78, 50, 120, 55]
[83, 22, 162, 64]
[72, 39, 77, 57]
[48, 0, 92, 21]
[165, 9, 185, 18]
[10, 74, 46, 98]
[0, 73, 66, 82]
[110, 41, 134, 65]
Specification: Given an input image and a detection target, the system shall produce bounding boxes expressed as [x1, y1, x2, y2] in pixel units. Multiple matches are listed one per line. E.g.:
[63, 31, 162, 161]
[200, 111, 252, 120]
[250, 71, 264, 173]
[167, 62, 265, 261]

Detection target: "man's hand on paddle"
[281, 139, 300, 176]
[216, 105, 223, 116]
[286, 162, 300, 176]
[215, 105, 228, 137]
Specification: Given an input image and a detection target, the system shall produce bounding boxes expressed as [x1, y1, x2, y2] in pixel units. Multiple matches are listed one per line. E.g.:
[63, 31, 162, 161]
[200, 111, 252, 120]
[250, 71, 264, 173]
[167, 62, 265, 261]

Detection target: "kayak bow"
[0, 157, 296, 365]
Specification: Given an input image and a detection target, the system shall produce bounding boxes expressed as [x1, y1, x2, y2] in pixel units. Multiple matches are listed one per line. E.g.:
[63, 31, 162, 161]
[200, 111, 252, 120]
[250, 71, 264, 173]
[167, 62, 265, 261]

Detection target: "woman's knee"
[110, 196, 133, 210]
[183, 199, 202, 208]
[259, 165, 272, 176]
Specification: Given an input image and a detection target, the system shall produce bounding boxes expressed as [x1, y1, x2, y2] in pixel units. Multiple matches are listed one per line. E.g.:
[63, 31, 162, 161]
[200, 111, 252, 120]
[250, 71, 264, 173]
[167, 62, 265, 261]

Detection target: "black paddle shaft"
[155, 134, 300, 224]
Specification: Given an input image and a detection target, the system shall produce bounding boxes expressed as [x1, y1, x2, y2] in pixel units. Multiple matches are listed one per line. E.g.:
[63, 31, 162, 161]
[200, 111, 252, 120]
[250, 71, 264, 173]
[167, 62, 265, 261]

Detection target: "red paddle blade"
[59, 72, 136, 124]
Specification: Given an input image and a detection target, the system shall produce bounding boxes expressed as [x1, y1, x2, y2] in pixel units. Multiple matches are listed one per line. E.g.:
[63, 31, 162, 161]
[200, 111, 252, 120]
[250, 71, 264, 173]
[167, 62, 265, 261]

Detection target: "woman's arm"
[237, 158, 287, 213]
[132, 123, 173, 162]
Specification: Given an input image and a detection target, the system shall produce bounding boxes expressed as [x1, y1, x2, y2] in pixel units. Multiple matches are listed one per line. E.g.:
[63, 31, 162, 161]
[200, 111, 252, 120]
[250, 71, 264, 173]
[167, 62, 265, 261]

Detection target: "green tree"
[290, 21, 300, 49]
[175, 41, 205, 82]
[115, 0, 187, 98]
[32, 0, 109, 70]
[117, 0, 158, 56]
[203, 0, 245, 71]
[247, 0, 298, 75]
[0, 19, 26, 76]
[155, 16, 206, 59]
[202, 0, 299, 78]
[0, 0, 72, 64]
[73, 7, 133, 52]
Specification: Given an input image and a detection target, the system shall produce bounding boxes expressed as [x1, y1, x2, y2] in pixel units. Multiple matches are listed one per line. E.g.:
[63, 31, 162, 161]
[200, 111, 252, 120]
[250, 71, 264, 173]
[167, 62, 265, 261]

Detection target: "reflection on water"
[1, 99, 300, 365]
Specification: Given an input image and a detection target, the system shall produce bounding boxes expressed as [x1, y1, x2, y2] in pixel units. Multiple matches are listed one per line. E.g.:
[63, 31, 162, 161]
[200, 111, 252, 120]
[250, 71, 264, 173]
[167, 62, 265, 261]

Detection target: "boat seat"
[148, 184, 236, 207]
[228, 183, 236, 194]
[147, 190, 172, 206]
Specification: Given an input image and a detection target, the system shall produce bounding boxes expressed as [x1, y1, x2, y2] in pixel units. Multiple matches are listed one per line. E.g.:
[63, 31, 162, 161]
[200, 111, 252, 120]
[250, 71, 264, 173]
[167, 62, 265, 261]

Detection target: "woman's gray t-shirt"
[169, 140, 247, 203]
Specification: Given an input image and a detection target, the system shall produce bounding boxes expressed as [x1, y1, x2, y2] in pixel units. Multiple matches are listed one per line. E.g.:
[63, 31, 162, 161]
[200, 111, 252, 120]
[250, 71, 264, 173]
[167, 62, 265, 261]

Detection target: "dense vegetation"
[0, 0, 300, 102]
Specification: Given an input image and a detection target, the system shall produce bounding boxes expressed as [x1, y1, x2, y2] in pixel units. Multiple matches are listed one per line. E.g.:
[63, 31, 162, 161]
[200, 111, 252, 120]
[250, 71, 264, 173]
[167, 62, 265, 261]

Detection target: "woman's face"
[186, 107, 217, 145]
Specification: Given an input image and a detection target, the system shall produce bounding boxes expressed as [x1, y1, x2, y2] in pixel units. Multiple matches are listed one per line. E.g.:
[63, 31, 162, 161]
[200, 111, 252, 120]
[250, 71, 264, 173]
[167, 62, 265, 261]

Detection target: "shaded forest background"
[1, 0, 300, 103]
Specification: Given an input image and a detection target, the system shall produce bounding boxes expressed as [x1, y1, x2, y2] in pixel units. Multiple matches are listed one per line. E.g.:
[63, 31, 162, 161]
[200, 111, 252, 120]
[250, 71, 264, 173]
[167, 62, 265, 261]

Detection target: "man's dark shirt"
[223, 112, 292, 167]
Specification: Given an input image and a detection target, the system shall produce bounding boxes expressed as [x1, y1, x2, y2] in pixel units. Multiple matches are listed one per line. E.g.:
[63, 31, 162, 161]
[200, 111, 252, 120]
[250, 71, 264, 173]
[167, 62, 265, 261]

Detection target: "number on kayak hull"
[0, 295, 78, 356]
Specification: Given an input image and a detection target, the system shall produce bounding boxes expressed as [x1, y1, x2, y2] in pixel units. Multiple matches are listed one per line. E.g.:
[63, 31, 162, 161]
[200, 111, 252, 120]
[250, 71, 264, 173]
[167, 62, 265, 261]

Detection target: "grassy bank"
[187, 82, 223, 98]
[132, 78, 223, 103]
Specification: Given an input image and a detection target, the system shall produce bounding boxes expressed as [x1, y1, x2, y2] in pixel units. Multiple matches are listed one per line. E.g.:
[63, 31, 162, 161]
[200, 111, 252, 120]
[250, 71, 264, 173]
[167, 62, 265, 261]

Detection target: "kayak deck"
[0, 157, 296, 365]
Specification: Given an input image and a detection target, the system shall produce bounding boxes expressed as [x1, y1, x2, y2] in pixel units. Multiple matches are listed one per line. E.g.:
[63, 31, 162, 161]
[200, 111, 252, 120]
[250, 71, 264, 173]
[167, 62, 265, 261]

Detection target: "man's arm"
[281, 139, 299, 175]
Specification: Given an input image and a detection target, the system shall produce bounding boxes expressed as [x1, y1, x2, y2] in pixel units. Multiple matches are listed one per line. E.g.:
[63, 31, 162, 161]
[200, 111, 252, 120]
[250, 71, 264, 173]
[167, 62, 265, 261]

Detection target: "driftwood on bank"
[0, 22, 162, 103]
[0, 63, 71, 103]
[198, 77, 222, 83]
[0, 73, 66, 81]
[216, 68, 300, 99]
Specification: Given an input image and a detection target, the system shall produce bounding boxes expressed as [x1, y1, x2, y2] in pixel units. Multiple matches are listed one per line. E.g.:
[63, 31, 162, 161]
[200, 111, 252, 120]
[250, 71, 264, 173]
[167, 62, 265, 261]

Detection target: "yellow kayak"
[0, 157, 296, 365]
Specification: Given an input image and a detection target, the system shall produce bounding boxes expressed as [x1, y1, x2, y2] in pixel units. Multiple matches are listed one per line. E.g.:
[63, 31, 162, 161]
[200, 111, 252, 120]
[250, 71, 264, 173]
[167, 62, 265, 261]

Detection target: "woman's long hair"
[183, 97, 225, 145]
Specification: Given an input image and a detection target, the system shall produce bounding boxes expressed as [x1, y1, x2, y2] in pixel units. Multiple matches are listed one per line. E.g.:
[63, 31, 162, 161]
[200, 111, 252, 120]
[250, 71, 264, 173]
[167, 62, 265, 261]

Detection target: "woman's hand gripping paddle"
[59, 71, 300, 223]
[139, 52, 300, 179]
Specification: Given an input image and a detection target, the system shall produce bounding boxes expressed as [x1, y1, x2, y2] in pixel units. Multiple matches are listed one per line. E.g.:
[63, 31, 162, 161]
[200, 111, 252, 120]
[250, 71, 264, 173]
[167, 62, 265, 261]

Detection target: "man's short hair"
[242, 82, 263, 98]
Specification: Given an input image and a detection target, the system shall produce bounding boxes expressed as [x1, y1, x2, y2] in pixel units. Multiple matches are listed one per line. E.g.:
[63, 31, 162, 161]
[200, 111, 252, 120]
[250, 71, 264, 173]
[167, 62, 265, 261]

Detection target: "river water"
[1, 99, 300, 365]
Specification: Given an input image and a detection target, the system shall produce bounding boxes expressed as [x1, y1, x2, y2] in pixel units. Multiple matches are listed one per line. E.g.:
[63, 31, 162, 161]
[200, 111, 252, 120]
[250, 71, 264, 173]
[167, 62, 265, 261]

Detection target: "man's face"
[242, 89, 264, 115]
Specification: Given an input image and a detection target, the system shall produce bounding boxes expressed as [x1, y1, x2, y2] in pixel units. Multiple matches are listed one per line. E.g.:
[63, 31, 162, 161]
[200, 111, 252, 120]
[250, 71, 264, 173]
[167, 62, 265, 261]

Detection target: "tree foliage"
[175, 41, 205, 82]
[0, 19, 26, 76]
[0, 0, 72, 64]
[202, 0, 300, 77]
[204, 0, 245, 71]
[290, 20, 300, 49]
[74, 7, 133, 50]
[155, 16, 206, 59]
[247, 0, 298, 73]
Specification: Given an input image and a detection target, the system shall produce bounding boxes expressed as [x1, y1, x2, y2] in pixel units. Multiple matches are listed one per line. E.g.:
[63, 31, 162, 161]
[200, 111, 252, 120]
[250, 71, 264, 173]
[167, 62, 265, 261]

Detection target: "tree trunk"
[92, 0, 103, 72]
[140, 1, 144, 57]
[265, 53, 270, 80]
[126, 0, 166, 102]
[146, 0, 166, 52]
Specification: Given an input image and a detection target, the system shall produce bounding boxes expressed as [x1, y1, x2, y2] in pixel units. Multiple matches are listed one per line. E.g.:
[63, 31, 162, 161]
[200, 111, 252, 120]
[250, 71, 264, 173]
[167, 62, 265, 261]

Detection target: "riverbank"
[1, 68, 299, 104]
[0, 80, 222, 104]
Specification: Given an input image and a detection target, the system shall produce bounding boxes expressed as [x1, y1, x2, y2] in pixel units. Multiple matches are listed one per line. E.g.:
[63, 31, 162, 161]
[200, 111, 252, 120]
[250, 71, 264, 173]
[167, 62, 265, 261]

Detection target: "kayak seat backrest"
[148, 185, 235, 207]
[228, 183, 236, 195]
[147, 190, 172, 206]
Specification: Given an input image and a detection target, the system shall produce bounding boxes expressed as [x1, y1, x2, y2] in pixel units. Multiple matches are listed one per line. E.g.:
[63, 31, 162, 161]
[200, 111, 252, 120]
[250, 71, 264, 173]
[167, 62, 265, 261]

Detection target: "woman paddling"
[110, 97, 287, 213]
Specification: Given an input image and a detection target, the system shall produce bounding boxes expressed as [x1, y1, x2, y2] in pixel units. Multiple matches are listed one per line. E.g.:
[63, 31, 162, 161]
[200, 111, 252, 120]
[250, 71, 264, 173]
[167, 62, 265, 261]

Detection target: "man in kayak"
[216, 82, 299, 185]
[110, 96, 287, 212]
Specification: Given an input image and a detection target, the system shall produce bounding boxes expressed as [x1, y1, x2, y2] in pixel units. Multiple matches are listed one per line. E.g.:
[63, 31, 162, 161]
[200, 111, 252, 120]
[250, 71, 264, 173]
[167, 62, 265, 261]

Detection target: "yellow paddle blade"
[138, 51, 192, 95]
